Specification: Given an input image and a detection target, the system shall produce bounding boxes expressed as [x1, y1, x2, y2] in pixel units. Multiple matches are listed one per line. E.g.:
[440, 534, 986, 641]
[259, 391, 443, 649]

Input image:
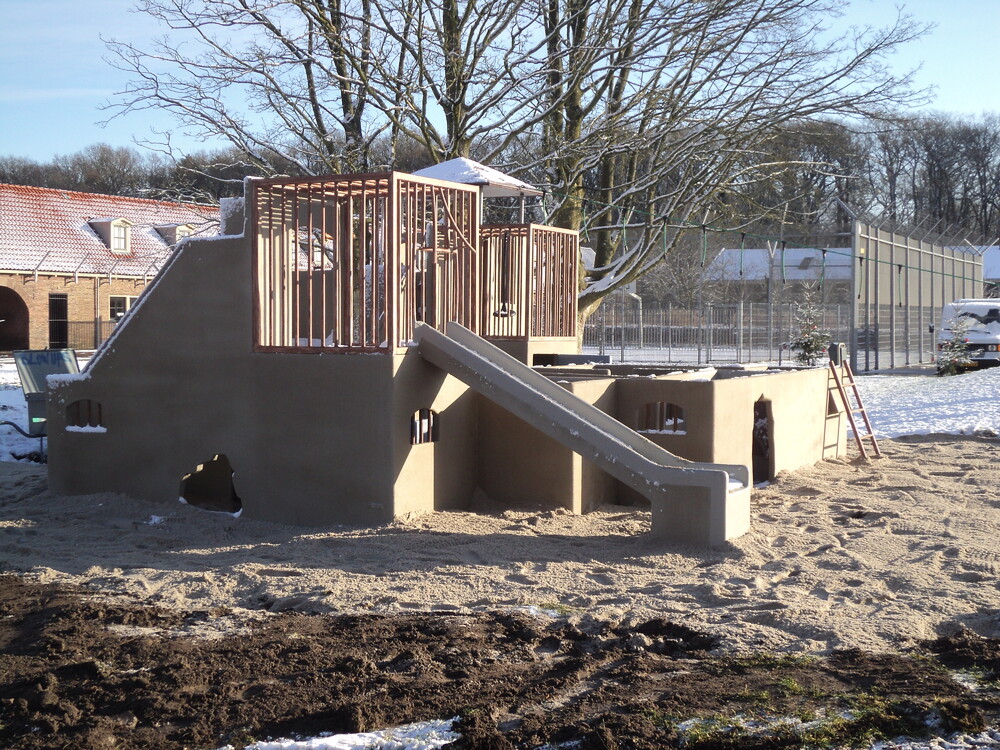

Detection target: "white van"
[937, 299, 1000, 369]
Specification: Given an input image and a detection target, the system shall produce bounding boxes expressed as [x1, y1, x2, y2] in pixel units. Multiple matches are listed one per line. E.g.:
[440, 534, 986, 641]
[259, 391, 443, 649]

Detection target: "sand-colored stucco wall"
[476, 377, 618, 513]
[614, 368, 844, 477]
[47, 218, 438, 526]
[391, 352, 478, 517]
[489, 337, 580, 366]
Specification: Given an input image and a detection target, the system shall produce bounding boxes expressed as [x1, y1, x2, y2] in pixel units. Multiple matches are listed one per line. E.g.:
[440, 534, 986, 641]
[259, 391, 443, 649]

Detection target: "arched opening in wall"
[636, 401, 686, 434]
[0, 287, 29, 351]
[66, 399, 104, 428]
[752, 398, 774, 484]
[179, 454, 243, 515]
[411, 408, 439, 444]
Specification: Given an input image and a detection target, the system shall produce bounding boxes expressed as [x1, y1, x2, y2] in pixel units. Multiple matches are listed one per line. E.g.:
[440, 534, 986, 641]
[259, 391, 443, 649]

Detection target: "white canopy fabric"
[412, 157, 543, 198]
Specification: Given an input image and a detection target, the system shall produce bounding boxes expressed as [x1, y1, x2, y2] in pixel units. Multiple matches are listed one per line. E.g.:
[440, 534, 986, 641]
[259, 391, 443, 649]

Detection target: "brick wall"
[0, 273, 150, 351]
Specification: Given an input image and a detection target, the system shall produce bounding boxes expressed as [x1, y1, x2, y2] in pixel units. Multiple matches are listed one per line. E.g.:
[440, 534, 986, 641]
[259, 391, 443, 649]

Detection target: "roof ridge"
[0, 182, 219, 211]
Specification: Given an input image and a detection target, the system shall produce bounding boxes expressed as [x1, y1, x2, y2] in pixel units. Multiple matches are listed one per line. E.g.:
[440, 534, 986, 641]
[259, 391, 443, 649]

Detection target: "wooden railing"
[253, 173, 480, 352]
[481, 224, 578, 340]
[252, 175, 578, 353]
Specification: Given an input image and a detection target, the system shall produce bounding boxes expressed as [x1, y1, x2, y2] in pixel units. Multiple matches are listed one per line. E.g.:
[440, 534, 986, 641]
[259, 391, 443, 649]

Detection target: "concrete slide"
[415, 322, 751, 546]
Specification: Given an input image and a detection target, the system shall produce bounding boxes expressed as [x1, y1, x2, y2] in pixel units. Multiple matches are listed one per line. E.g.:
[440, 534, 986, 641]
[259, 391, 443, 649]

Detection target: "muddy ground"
[1, 576, 998, 750]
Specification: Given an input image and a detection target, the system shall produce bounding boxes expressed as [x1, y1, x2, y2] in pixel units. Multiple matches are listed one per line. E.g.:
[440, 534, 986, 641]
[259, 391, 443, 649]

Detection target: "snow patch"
[219, 717, 459, 750]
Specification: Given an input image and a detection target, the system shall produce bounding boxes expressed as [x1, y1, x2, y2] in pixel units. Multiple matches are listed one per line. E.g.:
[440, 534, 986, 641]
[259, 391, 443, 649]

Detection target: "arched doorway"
[752, 397, 774, 484]
[0, 287, 29, 351]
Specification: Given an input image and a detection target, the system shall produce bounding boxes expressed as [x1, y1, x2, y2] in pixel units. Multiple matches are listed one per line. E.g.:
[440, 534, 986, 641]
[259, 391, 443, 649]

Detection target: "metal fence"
[581, 300, 936, 370]
[63, 321, 117, 350]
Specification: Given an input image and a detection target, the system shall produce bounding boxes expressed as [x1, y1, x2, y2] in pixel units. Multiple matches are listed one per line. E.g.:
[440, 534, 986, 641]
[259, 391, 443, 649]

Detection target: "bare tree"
[105, 0, 930, 321]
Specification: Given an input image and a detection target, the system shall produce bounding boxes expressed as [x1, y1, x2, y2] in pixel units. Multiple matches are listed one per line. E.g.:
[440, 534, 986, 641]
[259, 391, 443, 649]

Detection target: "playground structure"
[45, 164, 846, 546]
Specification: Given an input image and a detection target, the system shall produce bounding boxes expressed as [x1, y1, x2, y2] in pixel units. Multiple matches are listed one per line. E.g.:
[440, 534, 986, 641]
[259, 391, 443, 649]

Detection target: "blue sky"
[1, 0, 999, 162]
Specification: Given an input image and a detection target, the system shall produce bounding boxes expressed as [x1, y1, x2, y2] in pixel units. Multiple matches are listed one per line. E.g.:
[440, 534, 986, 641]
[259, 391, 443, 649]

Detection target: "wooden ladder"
[829, 359, 882, 459]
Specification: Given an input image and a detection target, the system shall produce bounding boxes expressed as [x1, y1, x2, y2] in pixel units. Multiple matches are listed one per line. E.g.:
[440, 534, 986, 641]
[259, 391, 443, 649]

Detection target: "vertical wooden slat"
[347, 191, 356, 346]
[358, 182, 375, 346]
[319, 184, 329, 347]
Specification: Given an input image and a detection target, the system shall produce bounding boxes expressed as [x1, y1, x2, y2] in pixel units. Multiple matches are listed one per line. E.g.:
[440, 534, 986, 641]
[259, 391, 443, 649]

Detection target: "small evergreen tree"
[937, 318, 972, 376]
[790, 291, 832, 366]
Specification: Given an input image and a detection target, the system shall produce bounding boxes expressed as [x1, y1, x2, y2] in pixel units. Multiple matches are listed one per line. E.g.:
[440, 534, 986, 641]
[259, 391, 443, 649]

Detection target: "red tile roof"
[0, 183, 220, 277]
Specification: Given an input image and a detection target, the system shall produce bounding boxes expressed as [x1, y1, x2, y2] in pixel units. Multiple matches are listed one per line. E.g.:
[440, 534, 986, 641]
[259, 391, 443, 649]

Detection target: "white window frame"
[110, 220, 131, 255]
[109, 295, 139, 321]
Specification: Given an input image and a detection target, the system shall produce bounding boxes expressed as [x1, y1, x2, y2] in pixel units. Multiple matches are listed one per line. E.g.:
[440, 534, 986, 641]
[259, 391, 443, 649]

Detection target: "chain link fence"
[582, 299, 935, 370]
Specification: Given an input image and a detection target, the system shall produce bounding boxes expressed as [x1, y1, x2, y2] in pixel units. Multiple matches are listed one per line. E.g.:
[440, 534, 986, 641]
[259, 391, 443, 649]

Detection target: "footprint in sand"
[257, 568, 305, 578]
[950, 571, 987, 583]
[505, 573, 538, 585]
[595, 595, 631, 605]
[629, 583, 666, 595]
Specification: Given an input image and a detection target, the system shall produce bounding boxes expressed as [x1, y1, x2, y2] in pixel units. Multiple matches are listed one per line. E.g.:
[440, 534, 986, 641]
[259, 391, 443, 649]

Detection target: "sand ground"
[2, 434, 999, 655]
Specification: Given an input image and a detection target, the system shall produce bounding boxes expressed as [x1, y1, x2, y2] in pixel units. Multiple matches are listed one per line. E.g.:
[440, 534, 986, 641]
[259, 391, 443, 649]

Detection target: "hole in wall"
[66, 399, 104, 428]
[179, 454, 243, 515]
[411, 408, 439, 444]
[636, 401, 686, 434]
[752, 398, 773, 484]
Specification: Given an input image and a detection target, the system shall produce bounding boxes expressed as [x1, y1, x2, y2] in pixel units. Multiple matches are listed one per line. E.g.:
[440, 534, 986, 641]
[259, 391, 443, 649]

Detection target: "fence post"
[619, 287, 626, 363]
[598, 305, 605, 356]
[737, 301, 744, 362]
[696, 304, 703, 364]
[667, 304, 672, 361]
[707, 304, 714, 362]
[658, 303, 663, 351]
[637, 296, 643, 349]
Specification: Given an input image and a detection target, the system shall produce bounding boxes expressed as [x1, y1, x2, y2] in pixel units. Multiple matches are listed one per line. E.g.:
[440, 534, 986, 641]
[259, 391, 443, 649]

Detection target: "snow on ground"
[858, 366, 1000, 438]
[0, 362, 46, 461]
[214, 719, 459, 750]
[1, 357, 998, 750]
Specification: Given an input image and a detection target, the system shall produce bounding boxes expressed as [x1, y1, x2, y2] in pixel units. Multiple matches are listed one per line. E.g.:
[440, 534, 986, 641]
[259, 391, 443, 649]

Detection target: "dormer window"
[156, 223, 195, 245]
[88, 217, 133, 255]
[111, 221, 130, 254]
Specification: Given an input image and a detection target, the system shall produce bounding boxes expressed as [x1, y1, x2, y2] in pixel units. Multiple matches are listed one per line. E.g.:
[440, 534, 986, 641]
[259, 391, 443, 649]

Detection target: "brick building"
[0, 184, 218, 351]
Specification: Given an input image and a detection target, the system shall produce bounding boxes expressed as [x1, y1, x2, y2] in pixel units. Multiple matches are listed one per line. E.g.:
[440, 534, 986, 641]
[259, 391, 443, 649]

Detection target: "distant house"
[0, 184, 218, 351]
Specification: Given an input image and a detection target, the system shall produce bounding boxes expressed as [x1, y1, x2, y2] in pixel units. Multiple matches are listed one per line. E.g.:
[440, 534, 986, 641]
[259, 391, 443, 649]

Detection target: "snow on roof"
[412, 157, 543, 198]
[706, 247, 853, 281]
[0, 183, 220, 277]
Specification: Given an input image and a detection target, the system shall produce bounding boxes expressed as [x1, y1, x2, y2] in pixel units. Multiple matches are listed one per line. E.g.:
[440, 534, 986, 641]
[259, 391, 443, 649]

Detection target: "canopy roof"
[413, 157, 543, 198]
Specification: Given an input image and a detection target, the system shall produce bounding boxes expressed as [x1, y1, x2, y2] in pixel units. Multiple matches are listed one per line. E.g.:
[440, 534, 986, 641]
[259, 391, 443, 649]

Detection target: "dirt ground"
[1, 574, 999, 750]
[4, 435, 1000, 748]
